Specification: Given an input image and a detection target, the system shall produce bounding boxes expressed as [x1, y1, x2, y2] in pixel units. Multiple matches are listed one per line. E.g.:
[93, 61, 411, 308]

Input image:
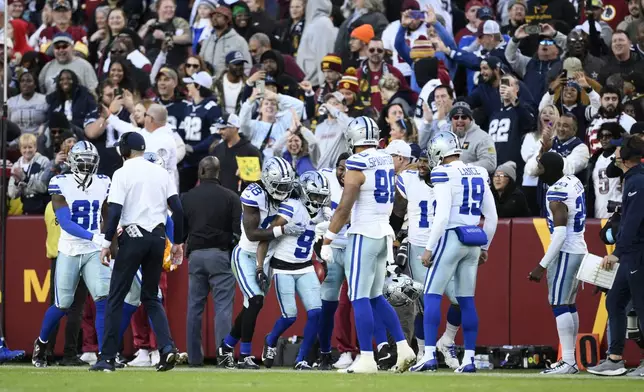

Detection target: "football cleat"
[217, 343, 236, 369]
[294, 361, 313, 370]
[59, 356, 88, 366]
[318, 352, 334, 371]
[150, 350, 161, 366]
[392, 344, 416, 373]
[455, 362, 477, 373]
[115, 353, 128, 368]
[176, 352, 188, 365]
[410, 358, 438, 372]
[0, 345, 25, 364]
[261, 335, 277, 368]
[127, 349, 152, 367]
[156, 348, 178, 372]
[31, 338, 48, 368]
[333, 352, 353, 369]
[376, 344, 396, 370]
[89, 359, 116, 372]
[541, 361, 579, 375]
[340, 355, 378, 374]
[437, 337, 460, 370]
[237, 356, 260, 370]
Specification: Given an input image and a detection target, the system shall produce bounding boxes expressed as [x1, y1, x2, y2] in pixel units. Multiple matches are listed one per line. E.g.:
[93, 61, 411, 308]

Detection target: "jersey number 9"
[294, 230, 315, 258]
[374, 169, 395, 204]
[460, 177, 484, 216]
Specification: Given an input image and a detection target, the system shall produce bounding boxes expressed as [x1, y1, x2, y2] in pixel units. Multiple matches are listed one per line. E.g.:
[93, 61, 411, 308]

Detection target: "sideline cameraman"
[593, 135, 644, 376]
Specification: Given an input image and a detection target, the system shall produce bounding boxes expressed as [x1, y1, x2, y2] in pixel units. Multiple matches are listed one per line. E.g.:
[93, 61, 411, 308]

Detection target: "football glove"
[256, 267, 269, 293]
[283, 222, 306, 237]
[320, 244, 334, 264]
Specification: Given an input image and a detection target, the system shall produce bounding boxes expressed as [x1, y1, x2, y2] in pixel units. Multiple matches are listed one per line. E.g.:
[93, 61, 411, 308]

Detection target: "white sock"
[556, 311, 576, 365]
[571, 310, 579, 337]
[377, 342, 387, 351]
[464, 349, 475, 365]
[421, 346, 436, 362]
[417, 339, 425, 356]
[441, 322, 460, 343]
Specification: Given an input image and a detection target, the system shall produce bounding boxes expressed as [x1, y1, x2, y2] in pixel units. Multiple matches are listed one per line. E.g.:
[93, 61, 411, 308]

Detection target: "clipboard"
[576, 253, 619, 290]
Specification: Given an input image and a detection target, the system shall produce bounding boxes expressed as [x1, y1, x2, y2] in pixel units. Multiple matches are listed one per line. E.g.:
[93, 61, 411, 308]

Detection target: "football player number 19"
[374, 169, 396, 203]
[460, 177, 484, 216]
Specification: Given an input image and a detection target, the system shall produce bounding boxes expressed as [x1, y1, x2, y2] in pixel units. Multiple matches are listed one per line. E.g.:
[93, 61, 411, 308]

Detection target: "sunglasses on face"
[599, 133, 614, 139]
[540, 40, 555, 46]
[494, 173, 509, 178]
[369, 47, 384, 54]
[185, 63, 200, 69]
[452, 115, 470, 121]
[111, 49, 126, 55]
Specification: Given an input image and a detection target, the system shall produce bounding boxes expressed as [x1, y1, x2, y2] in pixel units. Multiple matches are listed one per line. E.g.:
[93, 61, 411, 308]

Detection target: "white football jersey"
[396, 169, 434, 247]
[272, 198, 316, 274]
[345, 148, 396, 239]
[48, 174, 111, 256]
[320, 168, 348, 248]
[546, 175, 588, 255]
[429, 160, 494, 229]
[592, 153, 622, 219]
[238, 182, 280, 253]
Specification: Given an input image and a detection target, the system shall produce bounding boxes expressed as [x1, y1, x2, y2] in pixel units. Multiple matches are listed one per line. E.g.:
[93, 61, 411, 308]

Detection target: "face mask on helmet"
[303, 190, 330, 214]
[69, 145, 100, 189]
[383, 274, 423, 307]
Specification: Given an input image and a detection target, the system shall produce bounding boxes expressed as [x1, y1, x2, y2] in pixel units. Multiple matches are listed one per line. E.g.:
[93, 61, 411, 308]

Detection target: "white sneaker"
[128, 349, 152, 367]
[391, 343, 416, 373]
[150, 350, 160, 366]
[437, 337, 460, 370]
[340, 355, 377, 374]
[333, 352, 353, 369]
[80, 352, 97, 366]
[541, 361, 579, 375]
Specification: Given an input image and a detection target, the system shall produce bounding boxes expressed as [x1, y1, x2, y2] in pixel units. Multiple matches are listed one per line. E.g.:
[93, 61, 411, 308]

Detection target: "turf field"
[0, 365, 641, 391]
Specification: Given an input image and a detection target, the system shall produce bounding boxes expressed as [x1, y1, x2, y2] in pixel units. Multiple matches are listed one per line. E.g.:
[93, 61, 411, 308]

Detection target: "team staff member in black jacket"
[211, 113, 262, 194]
[600, 135, 644, 376]
[181, 156, 242, 367]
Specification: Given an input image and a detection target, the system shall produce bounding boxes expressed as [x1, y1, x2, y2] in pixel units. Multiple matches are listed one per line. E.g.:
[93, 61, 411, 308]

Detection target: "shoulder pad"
[277, 199, 297, 219]
[240, 183, 265, 207]
[430, 167, 449, 184]
[48, 175, 66, 195]
[345, 153, 369, 171]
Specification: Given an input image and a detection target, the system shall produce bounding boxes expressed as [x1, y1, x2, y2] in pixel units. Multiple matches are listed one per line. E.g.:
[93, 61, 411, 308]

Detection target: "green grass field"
[0, 365, 641, 391]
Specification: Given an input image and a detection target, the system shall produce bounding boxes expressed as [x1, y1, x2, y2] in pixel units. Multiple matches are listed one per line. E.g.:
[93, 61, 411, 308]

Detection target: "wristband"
[273, 226, 283, 238]
[324, 230, 338, 241]
[101, 239, 112, 249]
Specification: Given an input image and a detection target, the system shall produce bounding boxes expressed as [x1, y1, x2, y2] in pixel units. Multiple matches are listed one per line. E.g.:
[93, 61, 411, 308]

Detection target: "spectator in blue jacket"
[505, 23, 566, 101]
[466, 56, 537, 126]
[46, 69, 97, 129]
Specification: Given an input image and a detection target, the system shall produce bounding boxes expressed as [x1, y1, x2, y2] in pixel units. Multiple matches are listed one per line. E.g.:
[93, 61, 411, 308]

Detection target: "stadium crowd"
[1, 0, 644, 373]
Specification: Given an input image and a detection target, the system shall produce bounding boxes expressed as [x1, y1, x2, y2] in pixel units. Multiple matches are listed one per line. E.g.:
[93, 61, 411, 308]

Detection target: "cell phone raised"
[524, 25, 542, 35]
[501, 78, 511, 87]
[409, 10, 426, 20]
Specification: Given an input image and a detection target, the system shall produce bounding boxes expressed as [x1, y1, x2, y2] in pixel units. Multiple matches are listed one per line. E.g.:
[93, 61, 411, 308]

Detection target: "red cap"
[401, 0, 420, 12]
[465, 0, 484, 12]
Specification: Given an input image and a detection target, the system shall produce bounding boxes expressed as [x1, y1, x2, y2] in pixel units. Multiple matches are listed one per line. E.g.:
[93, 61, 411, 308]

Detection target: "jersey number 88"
[374, 169, 395, 204]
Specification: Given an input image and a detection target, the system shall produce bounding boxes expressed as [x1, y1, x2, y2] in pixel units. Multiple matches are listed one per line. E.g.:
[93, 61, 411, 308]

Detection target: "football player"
[218, 157, 305, 369]
[320, 116, 416, 374]
[32, 142, 112, 368]
[316, 153, 351, 370]
[260, 171, 331, 370]
[528, 152, 586, 375]
[391, 151, 461, 369]
[412, 131, 498, 373]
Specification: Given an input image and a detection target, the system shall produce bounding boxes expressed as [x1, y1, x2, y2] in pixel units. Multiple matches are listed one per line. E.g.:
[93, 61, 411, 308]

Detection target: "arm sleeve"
[165, 213, 174, 243]
[562, 144, 590, 175]
[425, 180, 451, 251]
[480, 181, 498, 250]
[55, 206, 95, 241]
[167, 194, 184, 243]
[103, 202, 123, 244]
[505, 39, 529, 78]
[539, 226, 567, 268]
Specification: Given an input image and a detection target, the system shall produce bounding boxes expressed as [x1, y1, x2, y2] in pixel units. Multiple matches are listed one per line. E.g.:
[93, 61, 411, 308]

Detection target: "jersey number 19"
[460, 177, 484, 216]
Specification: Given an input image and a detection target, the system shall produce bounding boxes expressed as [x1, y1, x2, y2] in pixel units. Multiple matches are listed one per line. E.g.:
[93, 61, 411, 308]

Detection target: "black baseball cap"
[115, 132, 146, 151]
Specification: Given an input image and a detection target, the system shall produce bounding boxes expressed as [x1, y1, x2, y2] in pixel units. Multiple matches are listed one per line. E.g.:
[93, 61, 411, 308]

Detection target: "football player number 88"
[374, 169, 396, 203]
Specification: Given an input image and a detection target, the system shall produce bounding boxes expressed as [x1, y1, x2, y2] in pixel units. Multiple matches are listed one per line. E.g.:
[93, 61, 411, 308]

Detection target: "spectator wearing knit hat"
[337, 68, 375, 118]
[344, 23, 375, 70]
[316, 54, 343, 105]
[492, 161, 531, 218]
[296, 0, 337, 88]
[382, 0, 432, 79]
[356, 37, 412, 113]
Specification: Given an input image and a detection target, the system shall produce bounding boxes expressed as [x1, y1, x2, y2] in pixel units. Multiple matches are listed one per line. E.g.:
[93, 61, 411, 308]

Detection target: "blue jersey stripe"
[240, 197, 259, 206]
[279, 203, 295, 212]
[278, 209, 294, 218]
[432, 171, 448, 177]
[345, 159, 367, 168]
[431, 177, 449, 183]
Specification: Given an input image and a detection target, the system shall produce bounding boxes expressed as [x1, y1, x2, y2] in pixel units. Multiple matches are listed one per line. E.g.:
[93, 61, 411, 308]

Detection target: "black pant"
[606, 252, 644, 355]
[101, 226, 175, 359]
[47, 257, 87, 358]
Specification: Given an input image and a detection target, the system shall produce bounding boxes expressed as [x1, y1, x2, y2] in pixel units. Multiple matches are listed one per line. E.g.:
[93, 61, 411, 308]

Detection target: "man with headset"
[599, 135, 644, 376]
[89, 131, 184, 372]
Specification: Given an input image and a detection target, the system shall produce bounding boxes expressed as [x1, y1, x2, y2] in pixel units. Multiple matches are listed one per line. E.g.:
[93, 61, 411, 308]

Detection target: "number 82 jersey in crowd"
[545, 175, 588, 255]
[345, 148, 396, 239]
[48, 174, 111, 256]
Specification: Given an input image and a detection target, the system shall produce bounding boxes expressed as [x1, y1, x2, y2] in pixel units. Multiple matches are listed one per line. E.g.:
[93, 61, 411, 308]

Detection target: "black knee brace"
[241, 295, 264, 341]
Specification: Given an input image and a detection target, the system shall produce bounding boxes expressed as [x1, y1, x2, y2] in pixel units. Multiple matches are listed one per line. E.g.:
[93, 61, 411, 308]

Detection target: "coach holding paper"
[600, 135, 644, 375]
[90, 132, 184, 372]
